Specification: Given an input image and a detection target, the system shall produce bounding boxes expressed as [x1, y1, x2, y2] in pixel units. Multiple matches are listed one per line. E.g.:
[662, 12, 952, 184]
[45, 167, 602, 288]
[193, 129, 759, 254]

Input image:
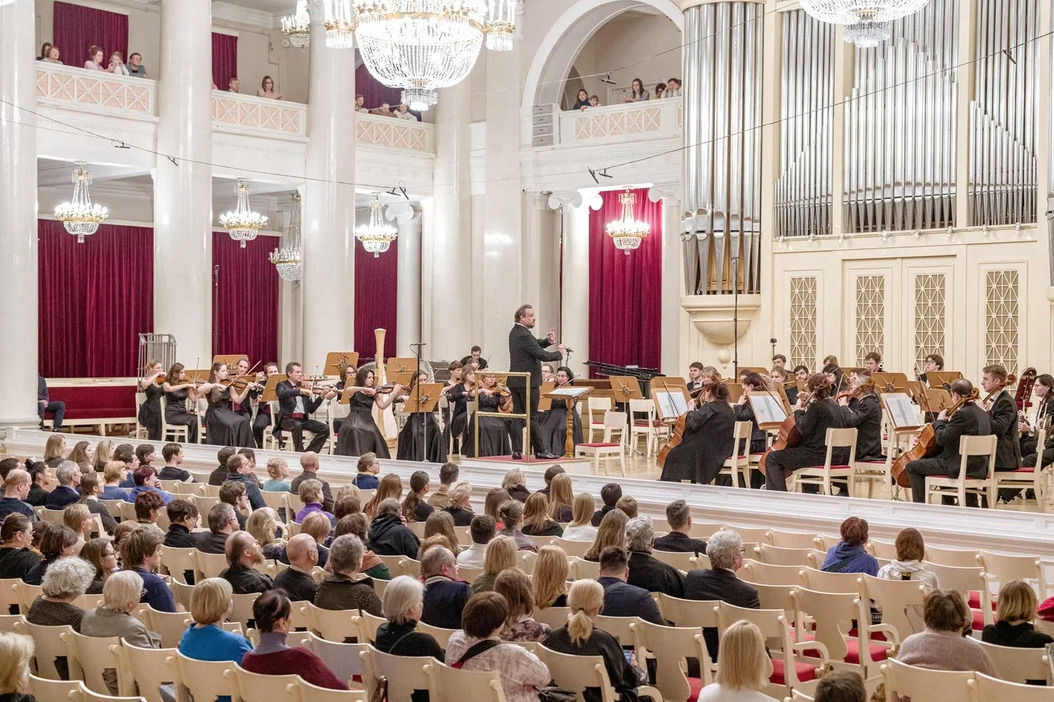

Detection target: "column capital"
[546, 190, 583, 210]
[385, 200, 417, 226]
[647, 184, 681, 203]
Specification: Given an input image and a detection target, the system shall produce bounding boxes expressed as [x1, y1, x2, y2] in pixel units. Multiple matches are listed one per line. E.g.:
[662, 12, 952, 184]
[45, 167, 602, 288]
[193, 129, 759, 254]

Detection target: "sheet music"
[882, 393, 918, 429]
[653, 391, 680, 418]
[549, 387, 592, 398]
[748, 394, 787, 425]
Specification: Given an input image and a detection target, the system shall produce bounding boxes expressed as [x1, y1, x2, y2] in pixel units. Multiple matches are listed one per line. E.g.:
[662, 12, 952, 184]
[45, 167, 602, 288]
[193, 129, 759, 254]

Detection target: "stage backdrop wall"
[38, 220, 153, 377]
[354, 239, 398, 360]
[212, 233, 280, 367]
[53, 1, 128, 68]
[588, 188, 663, 374]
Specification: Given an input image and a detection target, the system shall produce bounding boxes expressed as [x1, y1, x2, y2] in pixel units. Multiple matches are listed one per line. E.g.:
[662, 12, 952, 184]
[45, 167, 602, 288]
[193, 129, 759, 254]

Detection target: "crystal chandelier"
[843, 20, 891, 48]
[54, 162, 109, 244]
[324, 0, 356, 49]
[485, 0, 516, 52]
[270, 192, 303, 282]
[355, 194, 398, 258]
[799, 0, 929, 45]
[219, 181, 268, 249]
[281, 0, 311, 48]
[605, 189, 650, 255]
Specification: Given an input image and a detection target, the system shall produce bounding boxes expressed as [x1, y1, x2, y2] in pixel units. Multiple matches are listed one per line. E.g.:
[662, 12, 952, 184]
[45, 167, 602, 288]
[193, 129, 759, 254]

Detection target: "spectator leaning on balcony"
[396, 104, 418, 121]
[623, 77, 649, 102]
[665, 77, 682, 97]
[652, 82, 666, 99]
[45, 45, 62, 64]
[258, 75, 284, 100]
[371, 102, 396, 118]
[127, 52, 147, 77]
[589, 95, 600, 108]
[355, 94, 369, 113]
[107, 51, 129, 76]
[84, 45, 104, 71]
[39, 42, 52, 61]
[572, 88, 589, 110]
[228, 76, 240, 93]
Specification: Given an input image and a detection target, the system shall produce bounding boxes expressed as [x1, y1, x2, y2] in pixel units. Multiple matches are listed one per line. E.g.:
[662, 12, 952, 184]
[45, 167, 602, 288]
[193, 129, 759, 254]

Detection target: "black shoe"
[536, 452, 559, 460]
[511, 451, 523, 460]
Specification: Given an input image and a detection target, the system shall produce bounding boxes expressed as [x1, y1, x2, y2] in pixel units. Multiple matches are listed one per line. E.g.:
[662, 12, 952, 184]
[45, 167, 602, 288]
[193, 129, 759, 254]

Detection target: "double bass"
[890, 388, 979, 487]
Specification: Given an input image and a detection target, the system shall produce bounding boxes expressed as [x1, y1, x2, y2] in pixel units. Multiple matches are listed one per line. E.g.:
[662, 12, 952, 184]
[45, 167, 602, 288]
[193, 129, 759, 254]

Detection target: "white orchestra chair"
[718, 420, 755, 488]
[924, 435, 998, 508]
[791, 427, 858, 496]
[575, 410, 627, 476]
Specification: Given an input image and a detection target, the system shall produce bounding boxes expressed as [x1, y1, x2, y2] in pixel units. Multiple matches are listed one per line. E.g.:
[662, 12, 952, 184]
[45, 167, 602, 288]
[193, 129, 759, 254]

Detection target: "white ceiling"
[213, 0, 290, 14]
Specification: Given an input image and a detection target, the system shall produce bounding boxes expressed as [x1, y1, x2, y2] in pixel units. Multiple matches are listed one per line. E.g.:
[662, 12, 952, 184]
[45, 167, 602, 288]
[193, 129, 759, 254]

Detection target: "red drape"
[211, 233, 280, 367]
[354, 239, 398, 360]
[38, 220, 153, 377]
[355, 64, 403, 110]
[53, 1, 128, 67]
[588, 188, 663, 372]
[212, 33, 238, 91]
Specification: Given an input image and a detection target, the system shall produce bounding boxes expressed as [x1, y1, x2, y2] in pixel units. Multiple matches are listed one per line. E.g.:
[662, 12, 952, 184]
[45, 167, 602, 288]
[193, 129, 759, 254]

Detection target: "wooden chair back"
[305, 633, 370, 686]
[21, 621, 78, 680]
[800, 566, 862, 594]
[971, 671, 1054, 701]
[634, 618, 713, 701]
[365, 645, 435, 702]
[113, 640, 179, 702]
[880, 659, 973, 702]
[426, 660, 508, 702]
[975, 639, 1051, 684]
[537, 645, 618, 702]
[63, 630, 125, 696]
[228, 662, 301, 702]
[739, 559, 804, 586]
[655, 593, 720, 628]
[173, 650, 237, 702]
[858, 574, 927, 641]
[753, 543, 815, 567]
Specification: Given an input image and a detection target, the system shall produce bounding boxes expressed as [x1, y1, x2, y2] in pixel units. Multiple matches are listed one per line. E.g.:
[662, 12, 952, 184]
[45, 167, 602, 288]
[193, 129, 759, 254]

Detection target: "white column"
[649, 186, 682, 376]
[0, 0, 39, 425]
[153, 0, 213, 364]
[392, 203, 421, 355]
[278, 191, 305, 365]
[551, 192, 590, 379]
[301, 16, 356, 368]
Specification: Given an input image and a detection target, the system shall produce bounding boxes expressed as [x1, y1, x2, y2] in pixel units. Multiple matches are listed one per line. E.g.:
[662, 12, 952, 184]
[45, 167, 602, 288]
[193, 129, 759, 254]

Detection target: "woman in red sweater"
[240, 589, 347, 689]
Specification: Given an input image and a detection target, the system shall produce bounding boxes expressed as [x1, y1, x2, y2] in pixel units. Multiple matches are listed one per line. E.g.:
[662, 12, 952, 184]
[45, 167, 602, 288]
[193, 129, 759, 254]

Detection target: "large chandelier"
[605, 189, 649, 255]
[484, 0, 516, 52]
[269, 192, 303, 281]
[843, 20, 891, 47]
[799, 0, 929, 45]
[281, 0, 311, 48]
[324, 0, 356, 48]
[219, 180, 268, 248]
[355, 194, 397, 258]
[54, 162, 109, 244]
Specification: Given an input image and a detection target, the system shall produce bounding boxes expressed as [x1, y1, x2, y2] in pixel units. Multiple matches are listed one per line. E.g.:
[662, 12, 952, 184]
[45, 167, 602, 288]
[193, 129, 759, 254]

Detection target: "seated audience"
[263, 457, 291, 492]
[219, 481, 249, 530]
[241, 589, 347, 688]
[208, 448, 237, 486]
[597, 545, 664, 625]
[26, 462, 53, 506]
[623, 77, 649, 102]
[375, 575, 444, 701]
[351, 452, 381, 489]
[38, 376, 66, 431]
[126, 52, 147, 77]
[876, 527, 939, 589]
[43, 434, 66, 468]
[625, 517, 685, 596]
[44, 461, 80, 509]
[458, 514, 495, 569]
[257, 75, 284, 100]
[334, 513, 390, 580]
[443, 481, 475, 525]
[665, 78, 682, 97]
[135, 444, 156, 468]
[27, 556, 94, 679]
[134, 491, 165, 532]
[402, 470, 434, 522]
[247, 507, 287, 562]
[533, 545, 570, 609]
[572, 88, 590, 110]
[0, 470, 35, 520]
[300, 512, 332, 568]
[502, 469, 530, 503]
[546, 579, 647, 702]
[496, 567, 549, 642]
[520, 492, 562, 537]
[225, 454, 264, 510]
[536, 465, 565, 498]
[396, 104, 418, 121]
[652, 82, 666, 99]
[423, 510, 460, 554]
[0, 632, 35, 700]
[314, 534, 382, 614]
[686, 529, 759, 660]
[588, 94, 600, 108]
[179, 577, 253, 675]
[472, 535, 516, 594]
[897, 590, 996, 675]
[615, 495, 638, 518]
[220, 531, 273, 595]
[982, 580, 1054, 648]
[164, 499, 200, 548]
[334, 492, 360, 520]
[122, 526, 177, 611]
[562, 492, 598, 541]
[79, 537, 116, 594]
[498, 500, 537, 552]
[274, 533, 319, 602]
[421, 546, 471, 629]
[821, 517, 878, 575]
[584, 509, 628, 562]
[228, 76, 240, 93]
[158, 443, 192, 482]
[697, 620, 776, 702]
[79, 473, 116, 535]
[197, 503, 238, 555]
[548, 474, 574, 523]
[364, 474, 404, 520]
[123, 466, 174, 505]
[814, 670, 867, 702]
[654, 499, 707, 554]
[0, 514, 39, 580]
[290, 452, 334, 512]
[371, 102, 395, 117]
[24, 524, 78, 585]
[368, 498, 420, 558]
[445, 592, 551, 702]
[484, 488, 512, 523]
[354, 94, 369, 113]
[430, 462, 459, 508]
[80, 570, 160, 694]
[99, 461, 128, 501]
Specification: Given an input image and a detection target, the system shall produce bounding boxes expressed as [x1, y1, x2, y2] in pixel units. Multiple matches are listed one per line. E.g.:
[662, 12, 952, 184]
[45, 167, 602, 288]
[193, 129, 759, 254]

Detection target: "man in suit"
[906, 378, 992, 504]
[654, 499, 707, 555]
[37, 376, 65, 431]
[596, 545, 664, 624]
[625, 517, 686, 596]
[983, 364, 1024, 502]
[686, 362, 705, 394]
[275, 362, 331, 453]
[507, 304, 565, 459]
[685, 529, 759, 660]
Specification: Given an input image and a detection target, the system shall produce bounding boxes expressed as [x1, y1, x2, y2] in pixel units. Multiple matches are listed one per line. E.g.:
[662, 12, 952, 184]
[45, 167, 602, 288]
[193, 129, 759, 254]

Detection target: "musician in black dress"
[733, 372, 770, 488]
[330, 363, 358, 435]
[507, 304, 565, 460]
[230, 357, 264, 421]
[764, 373, 846, 492]
[837, 369, 884, 461]
[275, 362, 332, 453]
[1020, 373, 1054, 457]
[397, 372, 446, 463]
[162, 363, 200, 442]
[203, 362, 255, 447]
[250, 362, 280, 447]
[442, 361, 468, 454]
[537, 366, 583, 457]
[465, 372, 513, 458]
[334, 367, 399, 458]
[660, 382, 735, 485]
[137, 360, 165, 441]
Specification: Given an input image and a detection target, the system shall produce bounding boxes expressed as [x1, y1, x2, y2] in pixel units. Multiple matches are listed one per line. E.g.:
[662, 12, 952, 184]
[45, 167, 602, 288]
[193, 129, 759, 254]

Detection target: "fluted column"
[0, 0, 39, 425]
[649, 185, 683, 375]
[153, 0, 213, 363]
[549, 191, 590, 379]
[391, 202, 421, 354]
[302, 13, 356, 367]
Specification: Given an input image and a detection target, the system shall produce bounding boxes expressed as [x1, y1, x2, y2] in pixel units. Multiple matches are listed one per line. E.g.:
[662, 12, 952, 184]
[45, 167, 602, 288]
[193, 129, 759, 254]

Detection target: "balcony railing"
[538, 97, 682, 147]
[356, 113, 434, 154]
[36, 63, 157, 116]
[211, 91, 307, 138]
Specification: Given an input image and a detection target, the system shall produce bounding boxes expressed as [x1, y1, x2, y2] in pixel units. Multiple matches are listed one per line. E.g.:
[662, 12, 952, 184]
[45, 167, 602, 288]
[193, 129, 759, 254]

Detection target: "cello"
[657, 374, 718, 469]
[890, 387, 979, 487]
[757, 393, 808, 476]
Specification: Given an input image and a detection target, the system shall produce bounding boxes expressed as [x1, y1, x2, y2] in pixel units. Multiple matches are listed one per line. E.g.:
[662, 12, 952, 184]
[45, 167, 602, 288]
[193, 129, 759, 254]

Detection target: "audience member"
[248, 507, 287, 562]
[28, 556, 94, 678]
[665, 78, 682, 97]
[402, 470, 434, 522]
[99, 461, 128, 501]
[626, 517, 685, 596]
[652, 82, 666, 99]
[26, 462, 52, 507]
[84, 45, 104, 71]
[197, 503, 238, 554]
[123, 466, 173, 505]
[371, 102, 395, 117]
[588, 94, 600, 108]
[445, 592, 551, 702]
[685, 529, 759, 660]
[134, 490, 165, 531]
[536, 465, 565, 498]
[572, 88, 590, 110]
[352, 452, 381, 489]
[299, 512, 332, 569]
[39, 42, 52, 61]
[135, 444, 155, 468]
[158, 443, 192, 482]
[263, 457, 291, 492]
[533, 545, 570, 610]
[314, 534, 382, 614]
[430, 462, 459, 508]
[0, 458, 20, 480]
[63, 503, 93, 551]
[396, 104, 418, 121]
[375, 575, 443, 701]
[223, 454, 264, 510]
[897, 590, 996, 675]
[813, 670, 867, 702]
[697, 620, 777, 702]
[257, 75, 284, 100]
[502, 469, 530, 502]
[615, 495, 638, 518]
[164, 499, 200, 548]
[547, 473, 574, 522]
[334, 513, 390, 580]
[209, 447, 237, 486]
[422, 510, 460, 554]
[592, 483, 621, 526]
[596, 545, 663, 625]
[43, 434, 66, 468]
[274, 533, 319, 602]
[367, 498, 420, 558]
[0, 514, 39, 580]
[227, 76, 240, 93]
[106, 51, 129, 75]
[562, 492, 597, 541]
[178, 577, 253, 677]
[67, 441, 92, 473]
[126, 52, 147, 77]
[495, 567, 549, 642]
[296, 479, 334, 525]
[498, 500, 537, 552]
[982, 580, 1054, 648]
[0, 632, 35, 700]
[0, 470, 34, 520]
[79, 473, 116, 535]
[364, 473, 403, 520]
[45, 44, 62, 63]
[218, 531, 272, 595]
[484, 488, 512, 523]
[624, 77, 649, 102]
[80, 538, 115, 594]
[584, 508, 628, 561]
[122, 526, 177, 611]
[876, 527, 939, 590]
[44, 461, 80, 509]
[821, 517, 878, 575]
[421, 545, 470, 629]
[458, 514, 495, 569]
[521, 492, 562, 537]
[80, 569, 160, 693]
[444, 481, 475, 525]
[291, 452, 334, 512]
[472, 535, 515, 595]
[654, 499, 707, 554]
[354, 94, 369, 113]
[24, 524, 78, 585]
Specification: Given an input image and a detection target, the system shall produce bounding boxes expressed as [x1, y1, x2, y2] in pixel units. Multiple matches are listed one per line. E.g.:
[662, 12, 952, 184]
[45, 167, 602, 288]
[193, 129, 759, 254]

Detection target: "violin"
[890, 388, 979, 487]
[982, 373, 1017, 410]
[836, 377, 877, 404]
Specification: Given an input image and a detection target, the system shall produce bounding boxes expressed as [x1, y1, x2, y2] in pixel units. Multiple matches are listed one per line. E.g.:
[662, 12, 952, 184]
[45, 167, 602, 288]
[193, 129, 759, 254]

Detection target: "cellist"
[658, 381, 735, 485]
[836, 369, 884, 462]
[764, 373, 846, 492]
[905, 378, 991, 504]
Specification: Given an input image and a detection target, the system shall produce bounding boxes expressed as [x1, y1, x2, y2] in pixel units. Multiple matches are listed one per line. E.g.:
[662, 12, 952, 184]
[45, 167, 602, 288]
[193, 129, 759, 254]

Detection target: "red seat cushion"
[844, 638, 890, 664]
[1010, 467, 1035, 473]
[972, 608, 985, 630]
[770, 658, 818, 685]
[687, 676, 703, 702]
[968, 590, 996, 610]
[848, 627, 888, 642]
[578, 443, 620, 448]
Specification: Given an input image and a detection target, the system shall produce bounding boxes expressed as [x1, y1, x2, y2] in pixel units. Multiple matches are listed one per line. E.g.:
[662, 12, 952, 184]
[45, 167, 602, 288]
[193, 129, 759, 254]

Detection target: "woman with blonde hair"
[91, 439, 113, 473]
[697, 620, 776, 701]
[63, 503, 93, 551]
[562, 493, 598, 541]
[496, 567, 549, 642]
[521, 492, 562, 538]
[80, 570, 160, 694]
[43, 434, 66, 466]
[546, 579, 647, 701]
[982, 580, 1053, 648]
[0, 632, 34, 700]
[67, 441, 92, 473]
[247, 507, 287, 562]
[443, 481, 475, 526]
[178, 577, 252, 662]
[471, 535, 516, 593]
[364, 473, 403, 519]
[583, 508, 628, 561]
[423, 510, 459, 552]
[547, 473, 574, 522]
[533, 545, 570, 609]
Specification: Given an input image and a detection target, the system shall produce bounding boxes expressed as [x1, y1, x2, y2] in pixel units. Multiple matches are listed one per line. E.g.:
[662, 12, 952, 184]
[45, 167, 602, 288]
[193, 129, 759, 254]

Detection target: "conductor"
[508, 304, 566, 460]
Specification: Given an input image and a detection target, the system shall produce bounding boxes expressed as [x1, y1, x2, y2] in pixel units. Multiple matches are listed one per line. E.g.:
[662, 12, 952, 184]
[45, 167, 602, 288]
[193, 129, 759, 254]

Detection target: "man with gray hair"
[367, 498, 420, 558]
[420, 546, 470, 629]
[196, 502, 239, 554]
[625, 516, 685, 597]
[44, 461, 81, 509]
[220, 531, 273, 594]
[315, 534, 382, 614]
[685, 528, 759, 659]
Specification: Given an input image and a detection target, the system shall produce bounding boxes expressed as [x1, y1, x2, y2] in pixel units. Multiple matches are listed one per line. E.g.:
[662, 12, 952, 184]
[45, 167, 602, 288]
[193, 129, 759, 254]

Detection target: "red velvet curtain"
[355, 64, 402, 110]
[53, 1, 128, 67]
[38, 220, 153, 377]
[212, 33, 238, 91]
[588, 188, 663, 372]
[354, 239, 398, 360]
[211, 233, 279, 367]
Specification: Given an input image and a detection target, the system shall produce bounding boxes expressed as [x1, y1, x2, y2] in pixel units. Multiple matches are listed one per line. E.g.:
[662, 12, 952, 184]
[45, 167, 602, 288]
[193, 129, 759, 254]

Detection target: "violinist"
[329, 362, 359, 434]
[863, 352, 883, 373]
[442, 361, 469, 454]
[541, 363, 555, 384]
[659, 381, 735, 485]
[1020, 374, 1054, 457]
[137, 360, 165, 440]
[764, 373, 846, 492]
[465, 371, 513, 458]
[982, 365, 1021, 474]
[396, 371, 446, 463]
[537, 366, 584, 457]
[920, 354, 944, 385]
[162, 362, 200, 442]
[334, 366, 400, 458]
[204, 362, 255, 447]
[822, 363, 846, 396]
[275, 362, 331, 453]
[836, 369, 884, 461]
[906, 378, 991, 504]
[734, 372, 770, 488]
[230, 358, 264, 419]
[251, 362, 280, 447]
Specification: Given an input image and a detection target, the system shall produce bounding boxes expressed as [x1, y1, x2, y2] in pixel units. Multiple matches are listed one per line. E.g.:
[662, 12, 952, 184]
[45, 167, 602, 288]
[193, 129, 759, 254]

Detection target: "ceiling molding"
[211, 2, 276, 31]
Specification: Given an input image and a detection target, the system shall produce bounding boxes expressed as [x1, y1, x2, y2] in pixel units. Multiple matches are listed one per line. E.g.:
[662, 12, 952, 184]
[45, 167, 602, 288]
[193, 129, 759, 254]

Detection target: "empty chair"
[142, 608, 192, 649]
[858, 574, 928, 641]
[305, 601, 362, 643]
[977, 550, 1046, 597]
[767, 530, 821, 549]
[114, 640, 179, 702]
[537, 645, 660, 702]
[634, 618, 713, 701]
[426, 660, 508, 702]
[19, 620, 79, 680]
[753, 544, 815, 567]
[655, 593, 720, 629]
[790, 586, 893, 680]
[925, 545, 982, 568]
[972, 671, 1054, 701]
[416, 621, 457, 650]
[800, 567, 863, 594]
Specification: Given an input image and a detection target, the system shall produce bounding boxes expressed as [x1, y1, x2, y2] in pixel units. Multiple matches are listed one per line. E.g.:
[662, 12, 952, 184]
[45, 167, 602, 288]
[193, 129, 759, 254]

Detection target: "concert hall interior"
[5, 0, 1054, 699]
